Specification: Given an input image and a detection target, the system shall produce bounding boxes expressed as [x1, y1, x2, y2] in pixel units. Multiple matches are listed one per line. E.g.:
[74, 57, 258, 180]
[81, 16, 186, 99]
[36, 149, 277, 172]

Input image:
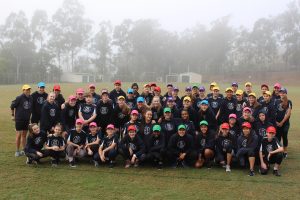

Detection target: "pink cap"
[229, 114, 237, 119]
[89, 84, 96, 88]
[68, 95, 76, 101]
[106, 124, 115, 129]
[76, 118, 84, 124]
[76, 88, 84, 94]
[114, 80, 121, 85]
[243, 107, 252, 114]
[274, 83, 281, 89]
[89, 122, 97, 127]
[131, 110, 139, 115]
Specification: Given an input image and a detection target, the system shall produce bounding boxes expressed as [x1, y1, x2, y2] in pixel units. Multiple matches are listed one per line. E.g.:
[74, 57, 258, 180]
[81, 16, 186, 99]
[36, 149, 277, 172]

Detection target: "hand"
[261, 162, 267, 170]
[100, 152, 106, 162]
[129, 148, 133, 156]
[151, 120, 156, 124]
[36, 151, 43, 157]
[53, 146, 59, 151]
[61, 104, 66, 110]
[276, 122, 283, 127]
[157, 118, 162, 124]
[179, 153, 186, 160]
[131, 155, 136, 164]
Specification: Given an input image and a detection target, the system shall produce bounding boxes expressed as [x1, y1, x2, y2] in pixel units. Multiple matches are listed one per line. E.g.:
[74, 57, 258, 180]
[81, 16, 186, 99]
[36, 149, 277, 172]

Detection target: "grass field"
[0, 82, 299, 200]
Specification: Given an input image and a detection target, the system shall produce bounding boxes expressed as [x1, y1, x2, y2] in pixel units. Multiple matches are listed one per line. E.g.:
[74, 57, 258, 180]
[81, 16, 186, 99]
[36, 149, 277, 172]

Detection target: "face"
[178, 128, 186, 137]
[226, 91, 233, 98]
[229, 118, 236, 125]
[243, 111, 251, 119]
[131, 114, 138, 121]
[172, 90, 179, 97]
[263, 94, 270, 102]
[200, 125, 208, 134]
[167, 100, 174, 107]
[266, 132, 275, 140]
[164, 112, 171, 119]
[106, 128, 114, 136]
[259, 113, 266, 122]
[48, 93, 55, 103]
[85, 96, 93, 103]
[154, 90, 160, 96]
[137, 101, 143, 108]
[153, 130, 160, 137]
[77, 93, 84, 99]
[145, 111, 152, 121]
[54, 126, 62, 134]
[185, 90, 192, 95]
[39, 87, 45, 93]
[213, 89, 219, 97]
[183, 100, 191, 107]
[76, 123, 83, 131]
[128, 130, 136, 139]
[144, 87, 150, 93]
[115, 84, 121, 91]
[248, 96, 256, 104]
[181, 111, 189, 120]
[24, 89, 31, 96]
[261, 86, 268, 94]
[32, 125, 40, 134]
[279, 92, 287, 99]
[118, 98, 125, 106]
[132, 86, 138, 92]
[69, 99, 76, 106]
[200, 104, 208, 111]
[232, 85, 238, 92]
[54, 90, 60, 96]
[199, 90, 205, 96]
[221, 128, 229, 136]
[245, 85, 252, 92]
[242, 127, 250, 136]
[127, 93, 133, 98]
[89, 126, 97, 134]
[102, 93, 108, 101]
[236, 94, 242, 101]
[274, 87, 280, 94]
[167, 86, 173, 93]
[89, 87, 95, 93]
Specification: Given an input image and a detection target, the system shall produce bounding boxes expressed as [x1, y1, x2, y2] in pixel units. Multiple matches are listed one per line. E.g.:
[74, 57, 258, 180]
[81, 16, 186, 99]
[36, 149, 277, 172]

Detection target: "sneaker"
[20, 150, 25, 156]
[249, 170, 255, 176]
[226, 165, 231, 172]
[221, 162, 226, 168]
[69, 160, 76, 168]
[134, 160, 139, 168]
[273, 169, 281, 177]
[283, 153, 288, 159]
[93, 160, 99, 167]
[157, 161, 163, 170]
[125, 160, 131, 168]
[26, 157, 32, 164]
[109, 161, 115, 168]
[15, 151, 21, 157]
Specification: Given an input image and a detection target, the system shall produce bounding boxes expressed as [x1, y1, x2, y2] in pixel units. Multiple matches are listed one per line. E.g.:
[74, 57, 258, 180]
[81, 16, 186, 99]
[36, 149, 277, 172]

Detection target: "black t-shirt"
[148, 133, 165, 153]
[11, 94, 33, 121]
[168, 133, 194, 154]
[79, 103, 96, 120]
[67, 129, 87, 145]
[25, 131, 47, 153]
[219, 97, 237, 122]
[31, 91, 48, 117]
[151, 107, 163, 122]
[275, 100, 292, 124]
[260, 137, 281, 156]
[96, 100, 113, 127]
[87, 131, 103, 143]
[101, 134, 118, 149]
[61, 103, 77, 131]
[47, 135, 65, 147]
[54, 94, 65, 110]
[40, 101, 61, 131]
[126, 97, 136, 110]
[208, 96, 223, 116]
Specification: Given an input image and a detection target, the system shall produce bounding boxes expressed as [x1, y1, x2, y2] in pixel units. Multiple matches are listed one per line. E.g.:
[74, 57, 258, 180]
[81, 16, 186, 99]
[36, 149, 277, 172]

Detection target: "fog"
[0, 0, 299, 84]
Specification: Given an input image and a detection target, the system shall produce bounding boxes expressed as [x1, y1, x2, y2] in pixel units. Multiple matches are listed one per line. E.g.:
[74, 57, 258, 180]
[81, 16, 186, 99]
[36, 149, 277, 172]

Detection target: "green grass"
[0, 82, 300, 200]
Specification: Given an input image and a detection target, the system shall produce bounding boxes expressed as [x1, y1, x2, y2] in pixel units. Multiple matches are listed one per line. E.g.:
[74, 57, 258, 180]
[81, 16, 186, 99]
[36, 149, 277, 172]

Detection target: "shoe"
[26, 157, 32, 164]
[125, 160, 131, 168]
[283, 153, 288, 159]
[15, 151, 21, 157]
[221, 162, 226, 168]
[51, 159, 58, 167]
[206, 161, 212, 169]
[109, 161, 115, 168]
[249, 170, 255, 176]
[273, 169, 281, 177]
[20, 150, 25, 156]
[134, 160, 139, 168]
[93, 160, 99, 167]
[157, 161, 163, 170]
[226, 165, 231, 172]
[69, 160, 76, 168]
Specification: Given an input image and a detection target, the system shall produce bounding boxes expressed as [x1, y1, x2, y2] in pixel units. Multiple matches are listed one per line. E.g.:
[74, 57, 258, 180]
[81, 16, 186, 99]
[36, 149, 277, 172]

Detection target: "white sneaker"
[226, 165, 231, 172]
[20, 150, 25, 156]
[15, 151, 20, 157]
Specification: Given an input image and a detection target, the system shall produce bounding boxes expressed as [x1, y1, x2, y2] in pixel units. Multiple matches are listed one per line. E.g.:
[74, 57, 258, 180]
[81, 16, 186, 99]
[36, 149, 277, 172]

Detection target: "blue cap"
[199, 86, 205, 91]
[137, 97, 144, 103]
[37, 82, 46, 88]
[200, 100, 209, 105]
[279, 87, 287, 94]
[127, 88, 134, 94]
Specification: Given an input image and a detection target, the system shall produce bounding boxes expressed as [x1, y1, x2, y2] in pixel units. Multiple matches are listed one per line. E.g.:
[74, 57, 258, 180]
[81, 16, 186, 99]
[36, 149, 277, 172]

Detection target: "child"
[25, 123, 48, 164]
[180, 109, 196, 137]
[96, 89, 113, 131]
[85, 122, 102, 163]
[45, 124, 65, 166]
[215, 123, 234, 172]
[53, 84, 65, 110]
[126, 88, 136, 109]
[131, 83, 140, 98]
[109, 80, 127, 107]
[123, 110, 141, 136]
[161, 107, 177, 146]
[207, 86, 223, 121]
[113, 96, 131, 137]
[141, 84, 153, 105]
[235, 89, 246, 119]
[259, 126, 284, 176]
[88, 84, 101, 104]
[147, 125, 165, 169]
[134, 96, 150, 122]
[66, 119, 87, 167]
[95, 124, 118, 168]
[11, 84, 33, 156]
[236, 122, 258, 176]
[119, 125, 146, 168]
[78, 92, 97, 133]
[150, 96, 163, 123]
[219, 88, 237, 123]
[31, 82, 48, 123]
[196, 100, 217, 132]
[61, 95, 78, 138]
[75, 88, 86, 109]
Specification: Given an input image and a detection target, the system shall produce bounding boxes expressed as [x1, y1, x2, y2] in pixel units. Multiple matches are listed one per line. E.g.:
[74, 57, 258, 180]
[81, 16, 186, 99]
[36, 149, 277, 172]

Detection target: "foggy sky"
[0, 0, 292, 31]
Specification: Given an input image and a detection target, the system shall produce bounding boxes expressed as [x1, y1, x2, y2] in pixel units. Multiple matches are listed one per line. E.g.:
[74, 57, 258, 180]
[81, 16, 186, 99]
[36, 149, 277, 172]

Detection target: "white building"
[61, 72, 99, 83]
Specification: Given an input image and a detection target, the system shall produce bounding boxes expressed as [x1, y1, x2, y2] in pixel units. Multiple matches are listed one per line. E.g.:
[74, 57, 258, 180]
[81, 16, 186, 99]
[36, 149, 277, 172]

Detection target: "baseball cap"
[101, 89, 109, 95]
[245, 82, 252, 87]
[150, 82, 157, 87]
[199, 120, 208, 126]
[137, 96, 144, 103]
[118, 96, 125, 100]
[183, 96, 191, 102]
[114, 80, 121, 85]
[131, 110, 139, 115]
[261, 84, 269, 89]
[164, 107, 171, 113]
[199, 86, 205, 92]
[167, 83, 173, 87]
[37, 82, 45, 88]
[107, 124, 115, 129]
[76, 118, 84, 124]
[22, 84, 31, 90]
[154, 86, 161, 92]
[236, 89, 243, 95]
[173, 87, 179, 91]
[76, 88, 84, 94]
[221, 123, 230, 130]
[243, 107, 252, 113]
[225, 87, 233, 92]
[232, 82, 238, 87]
[274, 83, 281, 89]
[128, 125, 136, 132]
[212, 86, 220, 91]
[185, 86, 192, 91]
[242, 122, 252, 129]
[266, 126, 276, 134]
[264, 91, 272, 96]
[89, 122, 97, 127]
[229, 113, 237, 119]
[68, 95, 76, 101]
[279, 87, 287, 94]
[152, 124, 161, 132]
[177, 124, 186, 130]
[167, 97, 174, 102]
[144, 84, 150, 88]
[53, 85, 61, 91]
[89, 84, 96, 88]
[127, 88, 134, 94]
[200, 100, 209, 105]
[248, 93, 257, 98]
[210, 82, 217, 87]
[192, 84, 198, 89]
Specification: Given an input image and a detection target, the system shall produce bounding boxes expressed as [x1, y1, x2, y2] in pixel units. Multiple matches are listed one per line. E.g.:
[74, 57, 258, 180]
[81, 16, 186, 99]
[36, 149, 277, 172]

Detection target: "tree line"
[0, 0, 299, 84]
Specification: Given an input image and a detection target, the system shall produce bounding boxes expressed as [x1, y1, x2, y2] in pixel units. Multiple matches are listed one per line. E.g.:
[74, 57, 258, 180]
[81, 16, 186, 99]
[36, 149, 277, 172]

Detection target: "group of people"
[10, 80, 292, 176]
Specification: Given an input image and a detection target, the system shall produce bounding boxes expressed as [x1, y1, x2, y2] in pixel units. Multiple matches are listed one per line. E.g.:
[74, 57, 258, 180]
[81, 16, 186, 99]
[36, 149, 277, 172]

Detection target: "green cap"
[178, 124, 186, 130]
[199, 120, 208, 126]
[152, 125, 161, 132]
[192, 84, 198, 89]
[164, 107, 171, 113]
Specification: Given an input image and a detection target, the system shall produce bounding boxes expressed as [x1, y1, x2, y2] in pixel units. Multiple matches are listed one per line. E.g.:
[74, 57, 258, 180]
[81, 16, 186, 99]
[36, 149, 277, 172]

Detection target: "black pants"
[276, 123, 290, 147]
[236, 148, 256, 167]
[25, 150, 49, 161]
[215, 145, 233, 163]
[118, 147, 146, 161]
[264, 153, 283, 165]
[167, 150, 197, 166]
[146, 149, 166, 163]
[93, 149, 118, 162]
[46, 150, 65, 161]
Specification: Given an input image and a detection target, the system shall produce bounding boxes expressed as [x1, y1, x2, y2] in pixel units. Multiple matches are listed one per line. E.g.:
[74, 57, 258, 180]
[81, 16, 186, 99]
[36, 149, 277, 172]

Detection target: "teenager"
[75, 88, 86, 110]
[66, 119, 87, 167]
[138, 110, 153, 152]
[112, 96, 131, 137]
[131, 83, 140, 98]
[161, 107, 178, 146]
[150, 96, 163, 123]
[232, 82, 238, 94]
[172, 87, 182, 109]
[119, 125, 146, 168]
[272, 83, 281, 102]
[207, 82, 223, 99]
[109, 80, 126, 107]
[141, 84, 153, 106]
[180, 86, 192, 103]
[25, 123, 48, 164]
[243, 82, 253, 101]
[163, 83, 173, 103]
[96, 89, 113, 131]
[165, 97, 180, 118]
[123, 110, 141, 136]
[61, 95, 77, 138]
[275, 88, 292, 158]
[254, 110, 273, 148]
[181, 96, 197, 127]
[85, 122, 102, 164]
[11, 84, 33, 157]
[208, 86, 223, 119]
[238, 107, 255, 127]
[219, 88, 237, 123]
[53, 84, 65, 110]
[246, 93, 262, 120]
[153, 86, 164, 104]
[260, 91, 276, 124]
[258, 84, 269, 104]
[196, 100, 217, 132]
[134, 96, 150, 122]
[45, 124, 66, 166]
[179, 108, 196, 137]
[126, 88, 136, 109]
[88, 84, 100, 104]
[193, 86, 207, 112]
[31, 82, 48, 123]
[78, 92, 97, 133]
[259, 126, 284, 176]
[235, 89, 246, 119]
[236, 122, 258, 176]
[228, 114, 240, 154]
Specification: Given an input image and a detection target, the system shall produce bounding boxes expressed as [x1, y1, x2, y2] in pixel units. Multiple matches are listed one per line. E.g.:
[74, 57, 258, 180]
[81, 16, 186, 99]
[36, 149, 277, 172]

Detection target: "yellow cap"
[183, 96, 191, 102]
[210, 82, 217, 86]
[236, 89, 243, 95]
[264, 91, 272, 96]
[245, 82, 252, 87]
[118, 96, 125, 100]
[225, 87, 233, 92]
[212, 86, 220, 91]
[22, 84, 31, 90]
[248, 93, 256, 98]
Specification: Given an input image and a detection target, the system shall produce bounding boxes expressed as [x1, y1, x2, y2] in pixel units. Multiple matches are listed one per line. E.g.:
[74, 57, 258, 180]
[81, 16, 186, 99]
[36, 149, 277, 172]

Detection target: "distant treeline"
[0, 0, 300, 84]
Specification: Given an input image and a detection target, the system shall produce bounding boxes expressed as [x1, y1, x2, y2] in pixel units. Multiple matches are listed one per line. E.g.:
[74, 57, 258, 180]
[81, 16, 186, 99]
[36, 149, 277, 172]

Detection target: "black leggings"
[276, 124, 289, 147]
[25, 150, 49, 161]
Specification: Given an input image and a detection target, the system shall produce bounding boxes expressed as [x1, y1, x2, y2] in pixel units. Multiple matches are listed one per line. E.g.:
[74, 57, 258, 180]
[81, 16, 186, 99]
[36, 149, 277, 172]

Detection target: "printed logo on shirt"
[201, 139, 206, 147]
[34, 137, 42, 145]
[259, 128, 266, 137]
[165, 123, 174, 131]
[118, 113, 125, 119]
[37, 97, 45, 104]
[83, 106, 92, 113]
[90, 137, 97, 142]
[242, 139, 247, 147]
[23, 101, 30, 109]
[222, 139, 231, 149]
[154, 139, 160, 146]
[144, 126, 151, 135]
[211, 101, 218, 109]
[177, 140, 186, 149]
[50, 109, 56, 117]
[73, 135, 81, 144]
[100, 107, 108, 115]
[229, 130, 236, 137]
[129, 143, 136, 151]
[51, 139, 59, 147]
[68, 109, 74, 117]
[262, 106, 268, 113]
[266, 144, 273, 153]
[227, 102, 234, 110]
[236, 104, 242, 112]
[277, 104, 284, 112]
[127, 102, 134, 109]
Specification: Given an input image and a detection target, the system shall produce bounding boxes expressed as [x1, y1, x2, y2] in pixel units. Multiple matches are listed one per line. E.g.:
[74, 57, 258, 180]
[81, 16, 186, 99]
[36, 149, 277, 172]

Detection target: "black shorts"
[15, 120, 29, 131]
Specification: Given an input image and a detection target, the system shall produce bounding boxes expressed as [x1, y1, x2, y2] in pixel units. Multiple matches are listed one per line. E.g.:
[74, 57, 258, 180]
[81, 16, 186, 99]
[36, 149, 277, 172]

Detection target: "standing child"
[96, 89, 113, 131]
[31, 82, 48, 123]
[123, 110, 141, 136]
[53, 85, 65, 110]
[61, 95, 78, 138]
[109, 80, 126, 107]
[88, 84, 100, 104]
[11, 85, 33, 156]
[78, 92, 97, 133]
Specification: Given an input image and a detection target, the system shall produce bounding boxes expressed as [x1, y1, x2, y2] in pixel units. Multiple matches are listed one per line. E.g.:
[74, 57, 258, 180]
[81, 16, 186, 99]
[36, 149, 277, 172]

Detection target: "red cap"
[53, 85, 61, 91]
[150, 82, 157, 87]
[114, 80, 121, 85]
[221, 123, 230, 130]
[89, 122, 97, 127]
[128, 125, 136, 132]
[261, 84, 269, 89]
[274, 83, 281, 89]
[229, 113, 237, 119]
[154, 86, 161, 92]
[76, 118, 84, 124]
[243, 107, 252, 114]
[266, 126, 276, 134]
[107, 124, 115, 129]
[242, 122, 252, 129]
[131, 110, 139, 115]
[68, 95, 76, 101]
[76, 88, 84, 94]
[89, 84, 96, 88]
